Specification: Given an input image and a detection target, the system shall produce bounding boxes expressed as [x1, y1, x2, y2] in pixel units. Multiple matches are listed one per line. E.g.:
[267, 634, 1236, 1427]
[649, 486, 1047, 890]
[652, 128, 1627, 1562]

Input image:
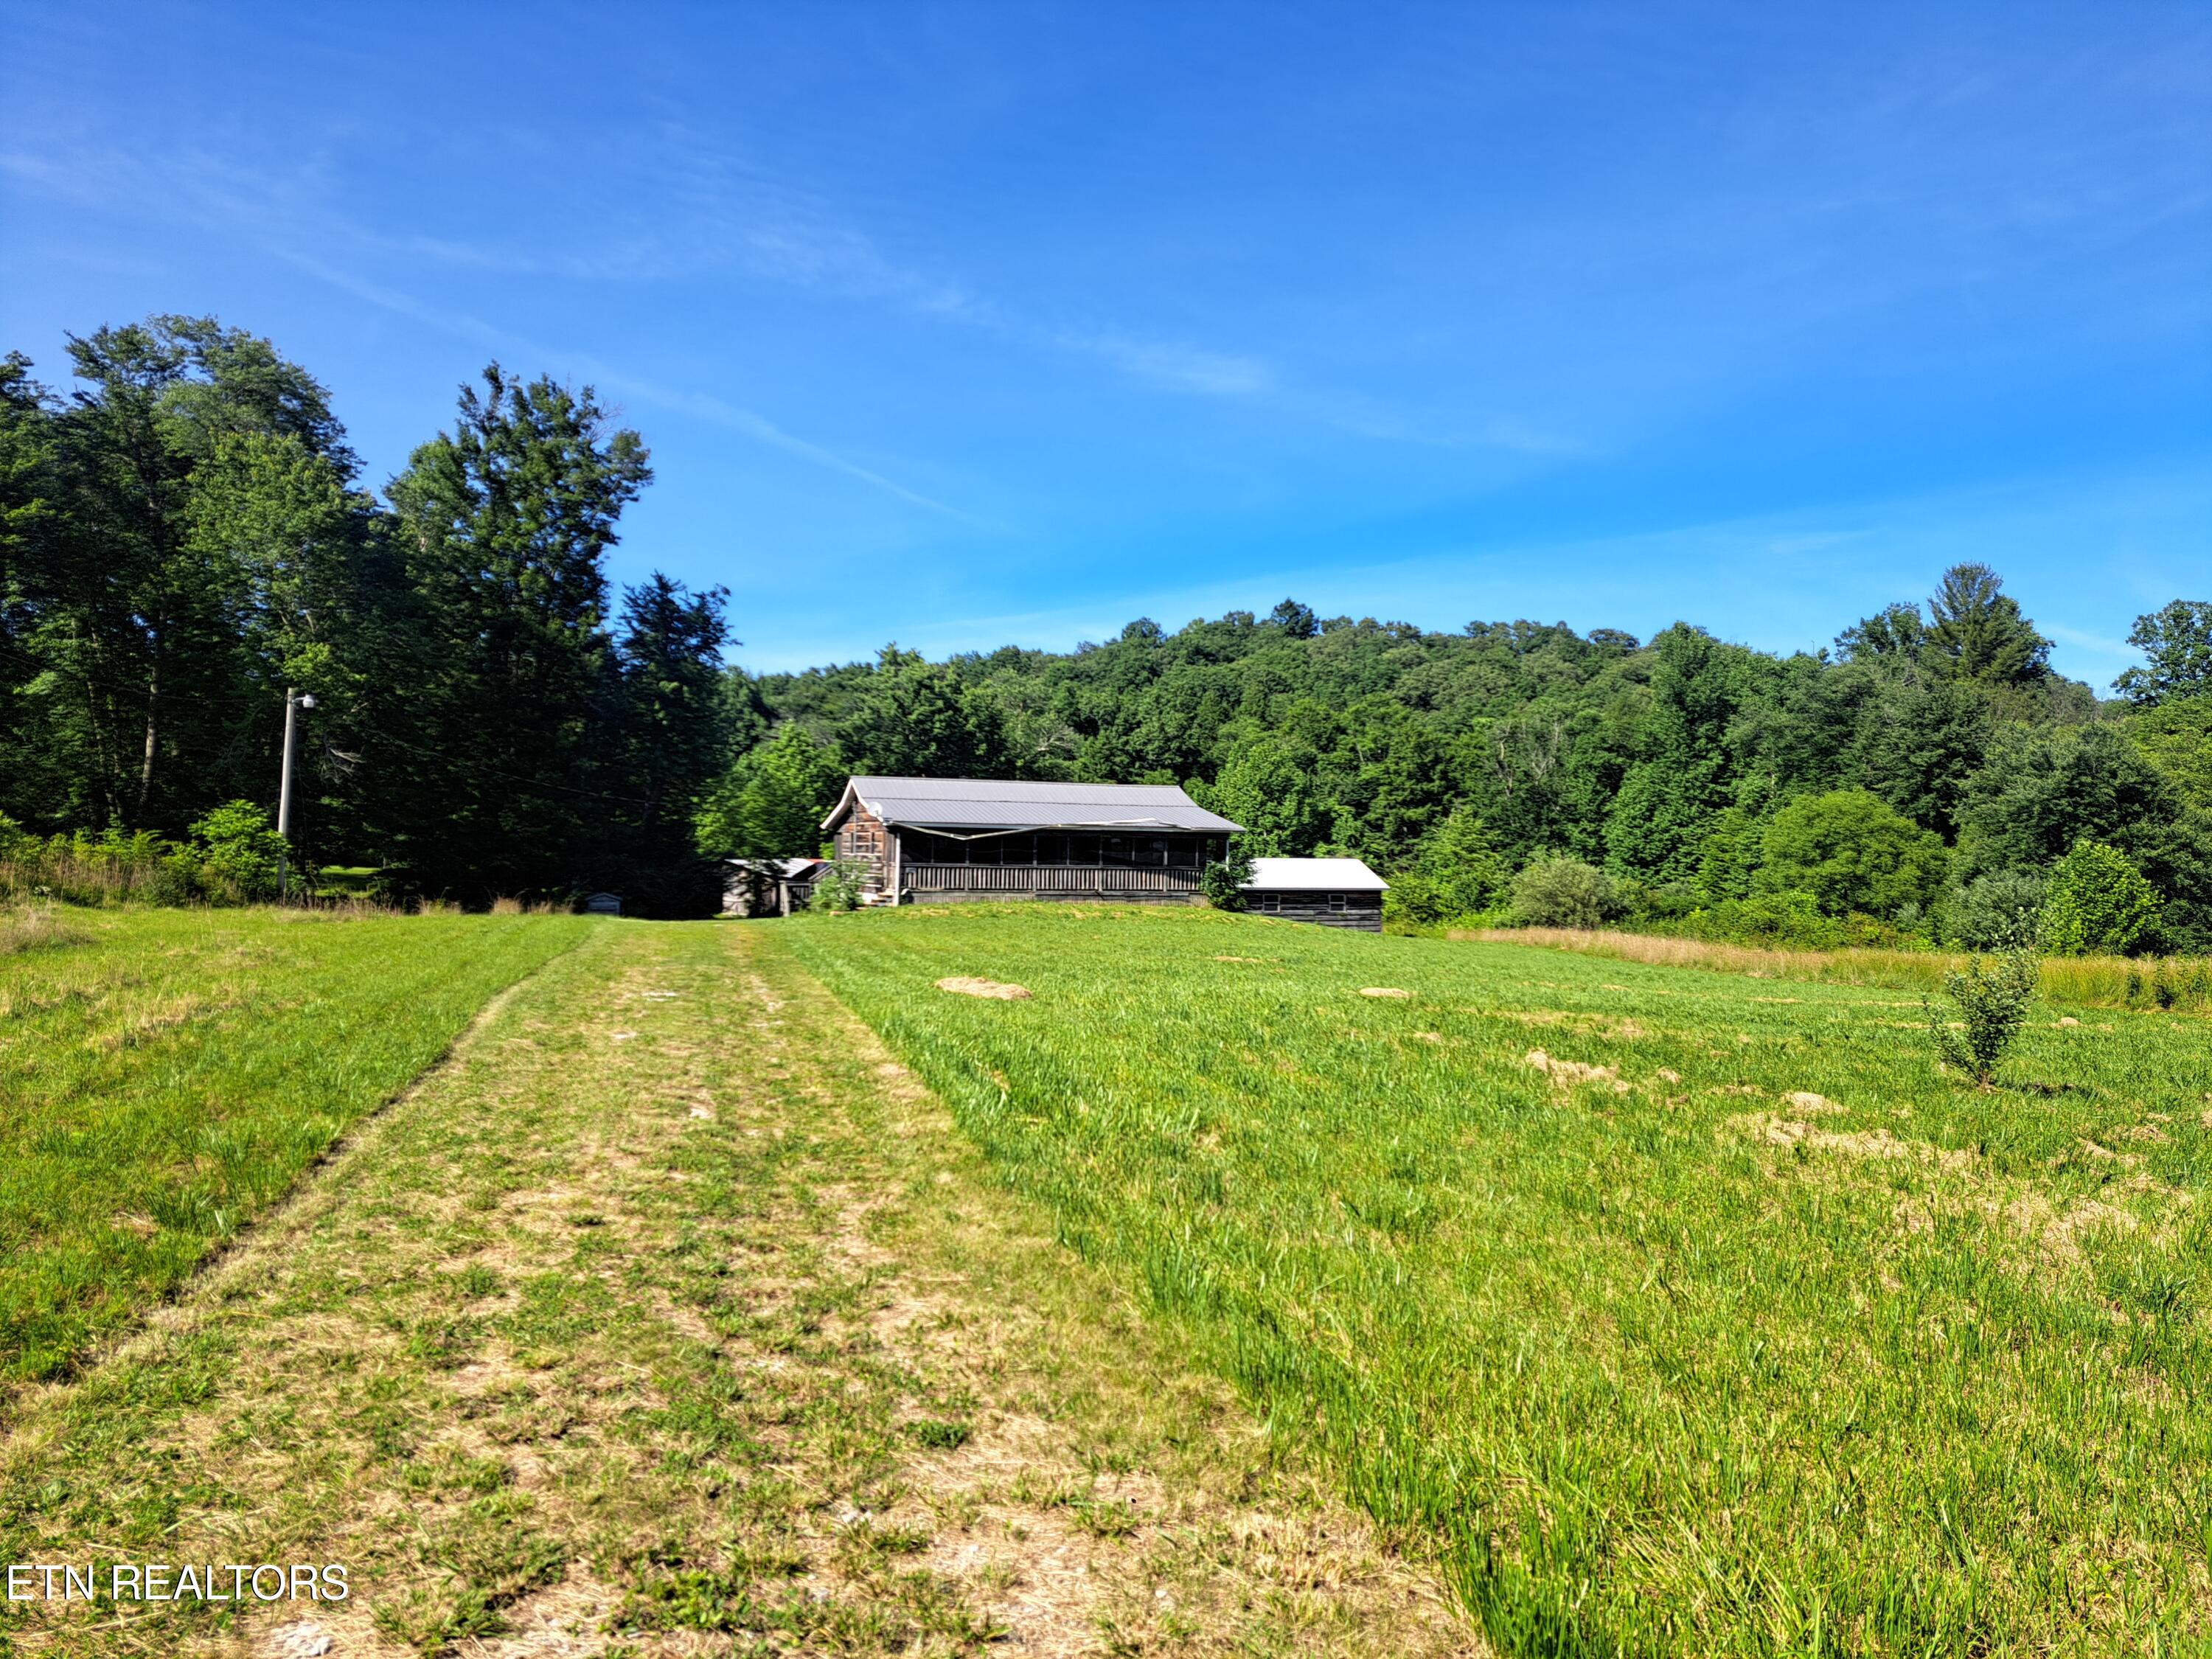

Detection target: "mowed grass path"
[0, 908, 590, 1388]
[780, 904, 2212, 1657]
[3, 919, 1469, 1658]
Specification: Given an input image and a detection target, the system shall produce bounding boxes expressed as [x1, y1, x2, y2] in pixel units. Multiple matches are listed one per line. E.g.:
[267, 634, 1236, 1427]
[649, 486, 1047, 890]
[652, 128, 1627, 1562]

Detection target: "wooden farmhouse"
[821, 776, 1240, 905]
[1239, 857, 1389, 931]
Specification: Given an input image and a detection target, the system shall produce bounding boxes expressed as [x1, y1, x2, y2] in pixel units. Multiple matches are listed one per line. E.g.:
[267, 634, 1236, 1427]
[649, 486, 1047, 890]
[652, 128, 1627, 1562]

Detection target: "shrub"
[1927, 949, 2037, 1086]
[1386, 826, 1516, 925]
[1700, 890, 1843, 948]
[810, 858, 866, 913]
[1620, 879, 1700, 925]
[1509, 858, 1619, 929]
[1, 825, 192, 906]
[1755, 789, 1947, 919]
[1200, 853, 1256, 911]
[1947, 869, 2047, 950]
[189, 801, 288, 901]
[2039, 840, 2163, 955]
[148, 849, 206, 907]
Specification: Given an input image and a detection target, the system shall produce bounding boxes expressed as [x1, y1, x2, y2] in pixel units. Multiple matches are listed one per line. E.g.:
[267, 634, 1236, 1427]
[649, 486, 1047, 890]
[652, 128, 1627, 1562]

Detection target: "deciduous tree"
[2115, 600, 2212, 706]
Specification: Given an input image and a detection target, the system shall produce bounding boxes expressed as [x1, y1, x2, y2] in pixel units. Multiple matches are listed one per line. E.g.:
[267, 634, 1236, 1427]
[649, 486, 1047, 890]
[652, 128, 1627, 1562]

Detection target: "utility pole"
[276, 688, 315, 902]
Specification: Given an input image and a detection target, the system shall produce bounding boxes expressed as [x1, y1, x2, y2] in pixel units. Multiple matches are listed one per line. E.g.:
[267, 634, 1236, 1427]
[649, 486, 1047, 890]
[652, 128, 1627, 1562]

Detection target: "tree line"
[4, 314, 2208, 942]
[716, 571, 2211, 952]
[1, 318, 729, 911]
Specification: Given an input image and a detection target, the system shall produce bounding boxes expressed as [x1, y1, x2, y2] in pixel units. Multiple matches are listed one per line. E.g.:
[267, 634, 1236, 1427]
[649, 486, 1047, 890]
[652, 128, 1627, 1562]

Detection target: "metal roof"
[827, 776, 1242, 834]
[1241, 857, 1389, 892]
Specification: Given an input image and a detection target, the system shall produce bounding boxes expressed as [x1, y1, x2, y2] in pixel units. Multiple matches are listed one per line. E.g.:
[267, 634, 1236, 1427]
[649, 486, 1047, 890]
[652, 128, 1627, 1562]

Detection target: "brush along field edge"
[779, 903, 2212, 1658]
[0, 921, 1475, 1658]
[1461, 926, 2212, 1013]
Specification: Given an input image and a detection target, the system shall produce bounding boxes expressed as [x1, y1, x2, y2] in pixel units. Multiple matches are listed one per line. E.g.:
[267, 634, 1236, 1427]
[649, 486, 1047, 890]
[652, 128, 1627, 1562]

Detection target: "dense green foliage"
[2039, 840, 2163, 956]
[1197, 850, 1256, 909]
[739, 575, 2208, 950]
[2113, 599, 2212, 706]
[0, 905, 588, 1382]
[1509, 855, 1618, 927]
[787, 903, 2212, 1655]
[6, 313, 2203, 935]
[1, 319, 729, 911]
[1753, 789, 1946, 919]
[694, 717, 847, 863]
[1, 800, 303, 905]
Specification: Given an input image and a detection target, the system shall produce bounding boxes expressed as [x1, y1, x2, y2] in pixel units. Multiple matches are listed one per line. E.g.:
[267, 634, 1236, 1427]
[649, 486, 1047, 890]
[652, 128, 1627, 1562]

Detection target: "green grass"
[1459, 926, 2212, 1015]
[780, 902, 2212, 1658]
[2, 919, 1461, 1658]
[0, 905, 590, 1389]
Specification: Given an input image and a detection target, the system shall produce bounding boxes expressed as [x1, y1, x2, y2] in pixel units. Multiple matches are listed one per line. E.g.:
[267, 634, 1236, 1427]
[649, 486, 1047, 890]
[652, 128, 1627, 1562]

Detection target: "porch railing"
[903, 863, 1203, 897]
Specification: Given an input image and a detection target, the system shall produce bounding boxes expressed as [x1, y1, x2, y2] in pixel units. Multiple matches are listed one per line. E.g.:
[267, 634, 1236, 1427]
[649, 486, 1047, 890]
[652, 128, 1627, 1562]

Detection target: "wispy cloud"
[3, 114, 1581, 461]
[0, 143, 972, 518]
[271, 250, 975, 521]
[1057, 333, 1276, 398]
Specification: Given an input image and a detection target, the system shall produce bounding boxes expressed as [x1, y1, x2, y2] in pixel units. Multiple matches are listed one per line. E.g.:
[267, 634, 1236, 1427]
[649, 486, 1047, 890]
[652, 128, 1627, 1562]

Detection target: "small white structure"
[1239, 858, 1389, 931]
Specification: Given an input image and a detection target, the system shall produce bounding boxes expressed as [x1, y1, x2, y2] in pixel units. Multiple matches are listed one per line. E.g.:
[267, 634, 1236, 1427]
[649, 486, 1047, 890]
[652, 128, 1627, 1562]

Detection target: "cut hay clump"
[1526, 1048, 1630, 1093]
[936, 975, 1032, 1001]
[1784, 1091, 1843, 1115]
[1360, 987, 1412, 999]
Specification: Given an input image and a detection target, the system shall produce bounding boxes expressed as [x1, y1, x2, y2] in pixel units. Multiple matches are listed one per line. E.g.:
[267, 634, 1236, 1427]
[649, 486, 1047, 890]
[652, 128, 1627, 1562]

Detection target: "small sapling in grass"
[1926, 947, 2038, 1086]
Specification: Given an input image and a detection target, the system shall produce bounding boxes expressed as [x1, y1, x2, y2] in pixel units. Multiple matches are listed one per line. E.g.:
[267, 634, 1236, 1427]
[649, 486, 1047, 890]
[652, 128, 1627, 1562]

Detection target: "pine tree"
[597, 572, 731, 897]
[379, 365, 651, 900]
[1925, 563, 2051, 688]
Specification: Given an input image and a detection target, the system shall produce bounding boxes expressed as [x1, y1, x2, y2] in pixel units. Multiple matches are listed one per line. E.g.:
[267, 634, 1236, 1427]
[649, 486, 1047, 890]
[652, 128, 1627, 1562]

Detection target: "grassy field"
[0, 905, 590, 1390]
[1461, 927, 2212, 1014]
[1, 919, 1464, 1658]
[783, 903, 2212, 1657]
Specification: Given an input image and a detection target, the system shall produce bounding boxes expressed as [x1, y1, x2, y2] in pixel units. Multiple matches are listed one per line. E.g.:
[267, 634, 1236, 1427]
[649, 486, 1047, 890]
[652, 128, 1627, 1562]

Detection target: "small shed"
[583, 891, 623, 916]
[722, 858, 828, 917]
[769, 857, 828, 915]
[1239, 858, 1388, 931]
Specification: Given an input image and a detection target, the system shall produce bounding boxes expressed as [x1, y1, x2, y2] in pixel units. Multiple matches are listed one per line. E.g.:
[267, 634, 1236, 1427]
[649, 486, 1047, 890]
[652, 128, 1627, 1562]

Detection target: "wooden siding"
[896, 828, 1223, 869]
[888, 826, 1217, 905]
[832, 803, 891, 895]
[1247, 889, 1385, 931]
[904, 863, 1203, 900]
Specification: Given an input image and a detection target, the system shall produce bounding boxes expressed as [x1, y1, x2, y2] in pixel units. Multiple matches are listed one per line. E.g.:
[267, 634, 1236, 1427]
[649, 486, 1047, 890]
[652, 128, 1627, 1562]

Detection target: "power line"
[349, 726, 655, 808]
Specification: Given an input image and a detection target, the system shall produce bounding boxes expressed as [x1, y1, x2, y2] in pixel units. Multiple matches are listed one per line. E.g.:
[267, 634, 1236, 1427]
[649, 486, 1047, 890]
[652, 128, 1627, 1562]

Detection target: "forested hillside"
[719, 585, 2212, 949]
[4, 315, 2207, 941]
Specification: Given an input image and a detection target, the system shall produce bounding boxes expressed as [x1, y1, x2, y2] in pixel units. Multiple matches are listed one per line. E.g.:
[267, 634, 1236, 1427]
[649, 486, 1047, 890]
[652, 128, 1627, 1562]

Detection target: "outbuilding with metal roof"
[1239, 856, 1389, 931]
[821, 775, 1242, 904]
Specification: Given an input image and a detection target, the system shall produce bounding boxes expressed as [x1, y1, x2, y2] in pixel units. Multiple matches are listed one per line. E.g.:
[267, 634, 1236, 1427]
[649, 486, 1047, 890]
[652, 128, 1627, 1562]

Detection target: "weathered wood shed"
[821, 776, 1242, 905]
[1239, 858, 1388, 931]
[723, 857, 829, 917]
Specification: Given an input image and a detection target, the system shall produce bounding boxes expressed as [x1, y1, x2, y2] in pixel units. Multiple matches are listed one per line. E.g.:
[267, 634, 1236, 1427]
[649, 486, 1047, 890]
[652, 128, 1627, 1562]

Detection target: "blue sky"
[4, 3, 2207, 686]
